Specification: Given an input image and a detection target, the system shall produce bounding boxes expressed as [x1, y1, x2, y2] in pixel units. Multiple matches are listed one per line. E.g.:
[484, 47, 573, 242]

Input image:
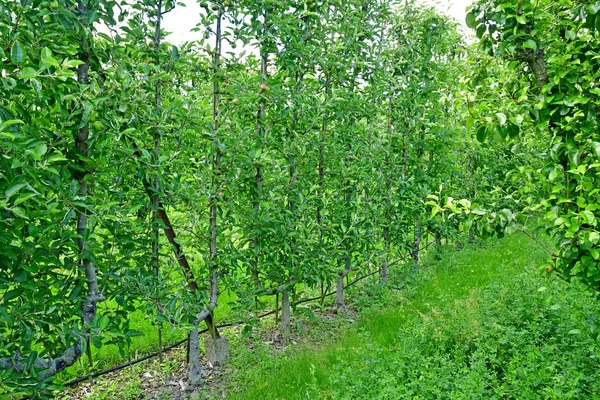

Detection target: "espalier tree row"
[0, 0, 549, 397]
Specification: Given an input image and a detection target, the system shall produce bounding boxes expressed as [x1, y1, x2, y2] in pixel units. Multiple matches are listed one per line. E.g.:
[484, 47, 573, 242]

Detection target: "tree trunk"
[335, 265, 351, 311]
[188, 322, 201, 386]
[382, 226, 390, 283]
[251, 10, 269, 290]
[280, 290, 291, 337]
[412, 216, 422, 264]
[74, 2, 102, 376]
[151, 0, 164, 364]
[188, 3, 226, 386]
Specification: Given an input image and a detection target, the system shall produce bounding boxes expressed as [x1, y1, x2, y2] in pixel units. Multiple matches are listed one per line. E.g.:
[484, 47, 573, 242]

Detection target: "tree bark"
[335, 265, 351, 311]
[151, 0, 164, 364]
[0, 340, 82, 381]
[412, 215, 422, 264]
[515, 48, 548, 88]
[75, 0, 103, 329]
[251, 9, 269, 290]
[280, 290, 291, 337]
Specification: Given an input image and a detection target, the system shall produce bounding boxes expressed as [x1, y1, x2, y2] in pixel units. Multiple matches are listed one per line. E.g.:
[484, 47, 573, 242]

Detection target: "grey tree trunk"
[188, 3, 227, 387]
[335, 266, 351, 311]
[382, 226, 390, 284]
[280, 290, 291, 337]
[251, 10, 269, 290]
[412, 216, 422, 264]
[188, 322, 202, 386]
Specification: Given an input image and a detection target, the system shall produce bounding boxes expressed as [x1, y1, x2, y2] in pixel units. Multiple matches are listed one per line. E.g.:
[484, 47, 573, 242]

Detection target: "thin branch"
[516, 228, 558, 258]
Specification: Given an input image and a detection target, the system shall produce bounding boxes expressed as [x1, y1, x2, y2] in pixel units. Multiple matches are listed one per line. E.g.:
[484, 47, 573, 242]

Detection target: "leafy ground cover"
[221, 232, 600, 399]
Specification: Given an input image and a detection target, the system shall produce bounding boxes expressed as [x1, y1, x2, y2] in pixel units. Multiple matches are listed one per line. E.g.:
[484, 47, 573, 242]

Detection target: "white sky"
[161, 0, 475, 45]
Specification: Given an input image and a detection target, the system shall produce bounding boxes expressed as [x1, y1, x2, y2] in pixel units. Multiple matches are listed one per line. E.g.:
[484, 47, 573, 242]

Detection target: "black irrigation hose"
[63, 256, 418, 388]
[64, 337, 189, 387]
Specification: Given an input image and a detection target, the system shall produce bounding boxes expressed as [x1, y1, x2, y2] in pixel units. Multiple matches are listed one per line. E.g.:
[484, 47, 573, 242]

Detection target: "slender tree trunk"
[275, 291, 279, 324]
[188, 4, 225, 385]
[188, 322, 201, 385]
[151, 0, 164, 364]
[73, 3, 103, 376]
[382, 95, 393, 283]
[280, 290, 291, 337]
[75, 0, 102, 331]
[412, 215, 422, 263]
[251, 10, 269, 290]
[206, 0, 223, 341]
[337, 168, 354, 307]
[382, 226, 390, 283]
[335, 265, 351, 311]
[317, 75, 330, 238]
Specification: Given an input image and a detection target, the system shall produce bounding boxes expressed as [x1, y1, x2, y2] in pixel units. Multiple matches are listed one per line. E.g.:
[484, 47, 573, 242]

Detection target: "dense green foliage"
[463, 0, 600, 289]
[1, 0, 598, 397]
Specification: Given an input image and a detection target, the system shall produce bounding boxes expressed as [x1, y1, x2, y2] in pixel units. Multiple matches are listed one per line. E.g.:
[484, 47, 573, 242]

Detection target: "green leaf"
[22, 260, 39, 272]
[507, 122, 519, 138]
[593, 141, 600, 158]
[91, 335, 103, 349]
[25, 351, 38, 372]
[476, 125, 487, 142]
[465, 116, 475, 134]
[34, 143, 48, 158]
[13, 193, 36, 206]
[47, 153, 67, 163]
[466, 12, 477, 29]
[5, 183, 27, 199]
[0, 132, 16, 140]
[582, 210, 596, 225]
[3, 289, 22, 301]
[523, 39, 537, 51]
[0, 119, 24, 131]
[476, 24, 486, 39]
[496, 112, 507, 125]
[549, 167, 562, 182]
[501, 208, 514, 221]
[41, 47, 52, 59]
[11, 40, 25, 64]
[569, 150, 580, 167]
[65, 59, 84, 68]
[18, 67, 38, 79]
[10, 207, 29, 219]
[97, 315, 110, 330]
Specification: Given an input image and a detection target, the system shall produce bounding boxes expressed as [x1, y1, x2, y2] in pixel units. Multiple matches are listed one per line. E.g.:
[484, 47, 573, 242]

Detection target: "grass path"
[222, 233, 600, 399]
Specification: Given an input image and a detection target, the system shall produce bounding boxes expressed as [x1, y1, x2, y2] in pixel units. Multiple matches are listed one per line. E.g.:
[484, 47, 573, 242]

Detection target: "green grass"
[59, 288, 237, 382]
[222, 232, 600, 399]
